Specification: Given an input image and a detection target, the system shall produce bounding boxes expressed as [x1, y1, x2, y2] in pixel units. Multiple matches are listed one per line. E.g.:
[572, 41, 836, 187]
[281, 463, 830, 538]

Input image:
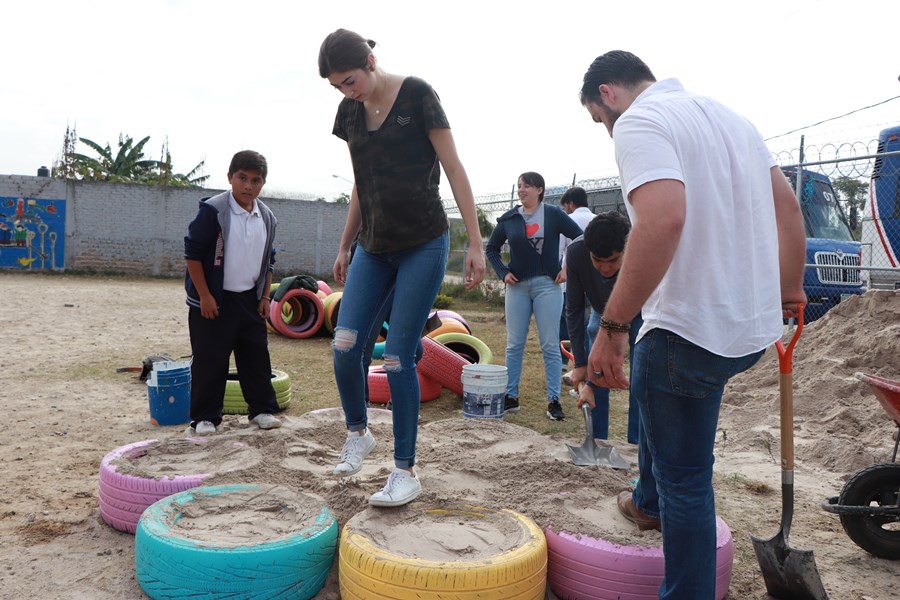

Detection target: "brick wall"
[0, 175, 348, 278]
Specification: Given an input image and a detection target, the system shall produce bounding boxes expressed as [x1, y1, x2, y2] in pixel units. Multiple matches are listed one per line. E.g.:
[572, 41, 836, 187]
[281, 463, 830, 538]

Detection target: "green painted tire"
[222, 369, 292, 415]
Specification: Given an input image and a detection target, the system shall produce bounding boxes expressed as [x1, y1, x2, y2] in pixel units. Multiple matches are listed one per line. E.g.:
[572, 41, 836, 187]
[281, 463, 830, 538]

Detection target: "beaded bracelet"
[599, 316, 630, 338]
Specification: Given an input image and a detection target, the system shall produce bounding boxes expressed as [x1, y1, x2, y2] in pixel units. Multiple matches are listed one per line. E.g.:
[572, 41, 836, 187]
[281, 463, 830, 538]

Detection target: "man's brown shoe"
[617, 490, 661, 531]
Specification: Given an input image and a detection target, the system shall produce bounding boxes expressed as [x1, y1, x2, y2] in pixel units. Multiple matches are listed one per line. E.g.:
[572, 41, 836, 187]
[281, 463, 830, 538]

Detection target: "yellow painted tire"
[433, 332, 493, 365]
[323, 292, 343, 335]
[339, 505, 547, 599]
[425, 317, 470, 338]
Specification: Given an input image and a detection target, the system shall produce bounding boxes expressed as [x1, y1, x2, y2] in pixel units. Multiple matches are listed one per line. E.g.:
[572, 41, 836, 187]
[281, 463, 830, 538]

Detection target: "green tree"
[476, 206, 494, 239]
[70, 134, 160, 182]
[832, 176, 868, 237]
[53, 130, 208, 188]
[334, 192, 350, 204]
[157, 138, 209, 187]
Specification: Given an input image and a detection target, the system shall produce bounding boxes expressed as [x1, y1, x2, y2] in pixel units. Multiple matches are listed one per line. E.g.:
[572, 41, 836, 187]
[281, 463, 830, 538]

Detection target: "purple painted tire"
[98, 439, 211, 534]
[430, 309, 472, 334]
[317, 280, 333, 296]
[545, 516, 734, 599]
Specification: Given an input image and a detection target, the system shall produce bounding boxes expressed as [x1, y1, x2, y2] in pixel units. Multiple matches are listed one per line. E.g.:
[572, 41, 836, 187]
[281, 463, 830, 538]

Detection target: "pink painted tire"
[545, 516, 734, 599]
[418, 336, 470, 396]
[98, 439, 209, 534]
[270, 288, 325, 339]
[317, 280, 333, 296]
[367, 365, 443, 404]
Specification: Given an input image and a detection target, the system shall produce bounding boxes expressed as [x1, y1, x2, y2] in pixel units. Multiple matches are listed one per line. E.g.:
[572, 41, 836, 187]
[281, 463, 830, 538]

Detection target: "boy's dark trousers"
[188, 289, 279, 426]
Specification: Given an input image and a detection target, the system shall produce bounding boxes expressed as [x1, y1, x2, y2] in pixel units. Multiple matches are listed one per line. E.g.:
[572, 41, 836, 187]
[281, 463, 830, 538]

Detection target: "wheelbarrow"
[821, 372, 900, 560]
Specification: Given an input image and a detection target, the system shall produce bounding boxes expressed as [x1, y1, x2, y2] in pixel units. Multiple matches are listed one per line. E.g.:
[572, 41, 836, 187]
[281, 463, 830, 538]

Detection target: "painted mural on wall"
[0, 197, 65, 270]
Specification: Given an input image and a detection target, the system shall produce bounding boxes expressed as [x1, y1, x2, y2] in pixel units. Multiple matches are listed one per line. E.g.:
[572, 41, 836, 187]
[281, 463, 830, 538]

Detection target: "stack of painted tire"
[222, 369, 292, 415]
[265, 281, 327, 335]
[136, 483, 338, 599]
[339, 504, 547, 599]
[367, 365, 442, 404]
[269, 288, 325, 339]
[425, 311, 472, 338]
[545, 517, 734, 599]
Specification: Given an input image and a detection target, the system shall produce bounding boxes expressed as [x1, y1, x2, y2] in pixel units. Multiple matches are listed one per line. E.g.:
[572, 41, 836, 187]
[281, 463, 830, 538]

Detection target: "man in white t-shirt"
[558, 187, 596, 373]
[579, 51, 807, 599]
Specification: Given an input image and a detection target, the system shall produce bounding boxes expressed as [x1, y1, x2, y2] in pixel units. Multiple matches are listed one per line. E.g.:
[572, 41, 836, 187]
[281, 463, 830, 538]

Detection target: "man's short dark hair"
[583, 211, 631, 258]
[580, 50, 656, 105]
[560, 186, 588, 208]
[229, 150, 268, 180]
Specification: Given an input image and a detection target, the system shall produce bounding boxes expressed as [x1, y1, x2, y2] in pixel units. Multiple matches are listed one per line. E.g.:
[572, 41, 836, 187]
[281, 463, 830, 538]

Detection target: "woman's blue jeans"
[630, 328, 763, 599]
[586, 311, 643, 442]
[504, 275, 562, 402]
[332, 232, 448, 468]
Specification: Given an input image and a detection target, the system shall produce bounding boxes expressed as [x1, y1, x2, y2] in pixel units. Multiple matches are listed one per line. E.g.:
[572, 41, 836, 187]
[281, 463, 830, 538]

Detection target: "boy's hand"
[199, 294, 218, 319]
[575, 382, 595, 410]
[258, 298, 270, 319]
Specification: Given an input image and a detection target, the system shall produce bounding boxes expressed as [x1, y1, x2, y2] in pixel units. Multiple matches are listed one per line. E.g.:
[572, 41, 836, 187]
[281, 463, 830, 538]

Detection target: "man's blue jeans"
[587, 311, 643, 442]
[332, 232, 448, 468]
[630, 328, 763, 599]
[504, 275, 562, 402]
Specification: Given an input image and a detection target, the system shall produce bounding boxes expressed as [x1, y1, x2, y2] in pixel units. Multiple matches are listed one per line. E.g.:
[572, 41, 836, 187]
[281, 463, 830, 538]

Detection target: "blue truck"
[861, 125, 900, 290]
[780, 166, 864, 321]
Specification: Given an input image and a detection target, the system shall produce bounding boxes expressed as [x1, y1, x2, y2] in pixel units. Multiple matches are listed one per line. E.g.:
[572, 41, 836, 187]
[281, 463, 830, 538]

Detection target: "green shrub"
[432, 294, 453, 309]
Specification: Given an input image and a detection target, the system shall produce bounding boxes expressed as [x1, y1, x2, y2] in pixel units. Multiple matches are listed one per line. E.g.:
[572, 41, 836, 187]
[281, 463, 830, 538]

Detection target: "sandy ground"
[0, 272, 898, 599]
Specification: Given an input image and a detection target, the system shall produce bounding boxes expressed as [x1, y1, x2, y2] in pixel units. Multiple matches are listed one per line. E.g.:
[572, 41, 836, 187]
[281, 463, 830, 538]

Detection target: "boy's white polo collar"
[227, 191, 260, 216]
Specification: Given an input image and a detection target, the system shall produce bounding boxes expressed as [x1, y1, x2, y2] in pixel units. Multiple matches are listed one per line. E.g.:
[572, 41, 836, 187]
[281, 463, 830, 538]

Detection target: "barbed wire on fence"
[445, 135, 899, 216]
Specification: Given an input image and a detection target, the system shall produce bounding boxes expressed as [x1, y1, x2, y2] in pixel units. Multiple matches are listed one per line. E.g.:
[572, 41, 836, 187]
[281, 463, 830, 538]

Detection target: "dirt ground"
[0, 272, 898, 599]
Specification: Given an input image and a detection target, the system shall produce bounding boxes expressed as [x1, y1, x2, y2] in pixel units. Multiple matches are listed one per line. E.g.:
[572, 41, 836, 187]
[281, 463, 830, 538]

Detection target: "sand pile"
[721, 290, 900, 474]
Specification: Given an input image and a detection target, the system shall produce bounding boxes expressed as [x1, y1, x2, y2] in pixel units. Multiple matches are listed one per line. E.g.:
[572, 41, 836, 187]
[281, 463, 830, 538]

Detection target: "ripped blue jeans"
[332, 231, 448, 468]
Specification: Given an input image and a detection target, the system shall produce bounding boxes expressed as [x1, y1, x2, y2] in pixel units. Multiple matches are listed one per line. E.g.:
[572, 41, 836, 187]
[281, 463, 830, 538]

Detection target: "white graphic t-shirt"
[519, 203, 545, 255]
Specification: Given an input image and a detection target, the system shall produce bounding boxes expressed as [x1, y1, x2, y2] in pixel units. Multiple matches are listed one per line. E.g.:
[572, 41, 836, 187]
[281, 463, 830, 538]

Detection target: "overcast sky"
[3, 0, 898, 200]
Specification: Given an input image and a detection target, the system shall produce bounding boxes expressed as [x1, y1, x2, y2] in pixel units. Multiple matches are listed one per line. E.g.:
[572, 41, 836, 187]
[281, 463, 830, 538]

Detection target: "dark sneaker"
[617, 490, 661, 531]
[503, 395, 520, 414]
[546, 400, 566, 421]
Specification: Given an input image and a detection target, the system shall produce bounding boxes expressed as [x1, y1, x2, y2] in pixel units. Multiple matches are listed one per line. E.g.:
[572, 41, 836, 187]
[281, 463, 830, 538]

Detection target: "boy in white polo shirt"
[184, 150, 282, 435]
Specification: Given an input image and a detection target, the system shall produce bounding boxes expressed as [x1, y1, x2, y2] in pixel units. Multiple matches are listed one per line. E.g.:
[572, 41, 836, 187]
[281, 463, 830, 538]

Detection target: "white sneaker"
[333, 430, 376, 476]
[250, 413, 281, 430]
[194, 421, 216, 436]
[369, 469, 421, 507]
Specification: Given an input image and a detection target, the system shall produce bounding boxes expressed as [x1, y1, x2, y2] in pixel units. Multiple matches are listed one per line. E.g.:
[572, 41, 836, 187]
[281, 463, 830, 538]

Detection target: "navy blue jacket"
[183, 191, 277, 309]
[486, 203, 582, 282]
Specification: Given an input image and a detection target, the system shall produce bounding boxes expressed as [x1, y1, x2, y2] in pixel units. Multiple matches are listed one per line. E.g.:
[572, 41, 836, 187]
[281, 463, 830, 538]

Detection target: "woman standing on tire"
[486, 172, 583, 421]
[319, 29, 485, 508]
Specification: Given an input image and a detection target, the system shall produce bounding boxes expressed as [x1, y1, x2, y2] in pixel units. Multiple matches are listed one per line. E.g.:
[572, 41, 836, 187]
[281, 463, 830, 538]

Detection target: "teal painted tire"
[136, 483, 338, 599]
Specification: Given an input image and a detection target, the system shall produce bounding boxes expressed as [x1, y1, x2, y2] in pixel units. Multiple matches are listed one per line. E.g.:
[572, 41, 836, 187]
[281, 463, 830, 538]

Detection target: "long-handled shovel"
[751, 304, 828, 600]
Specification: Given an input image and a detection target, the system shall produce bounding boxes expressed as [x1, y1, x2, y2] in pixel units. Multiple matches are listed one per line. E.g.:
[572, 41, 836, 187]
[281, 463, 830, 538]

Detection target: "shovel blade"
[751, 532, 828, 600]
[565, 442, 630, 469]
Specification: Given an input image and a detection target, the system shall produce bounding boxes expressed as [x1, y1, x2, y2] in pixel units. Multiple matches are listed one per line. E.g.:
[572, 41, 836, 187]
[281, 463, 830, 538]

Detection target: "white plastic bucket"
[461, 364, 507, 419]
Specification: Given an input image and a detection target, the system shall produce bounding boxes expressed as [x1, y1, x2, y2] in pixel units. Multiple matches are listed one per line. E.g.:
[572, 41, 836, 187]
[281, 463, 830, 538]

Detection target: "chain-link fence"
[445, 127, 900, 314]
